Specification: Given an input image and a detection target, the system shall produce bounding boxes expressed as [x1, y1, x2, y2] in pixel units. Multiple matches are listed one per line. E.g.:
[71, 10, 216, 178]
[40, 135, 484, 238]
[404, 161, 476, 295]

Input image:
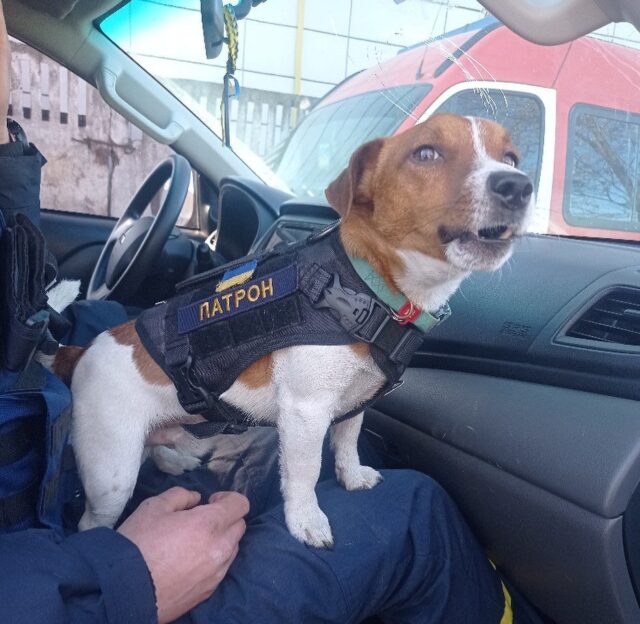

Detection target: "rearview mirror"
[201, 0, 257, 60]
[200, 0, 225, 59]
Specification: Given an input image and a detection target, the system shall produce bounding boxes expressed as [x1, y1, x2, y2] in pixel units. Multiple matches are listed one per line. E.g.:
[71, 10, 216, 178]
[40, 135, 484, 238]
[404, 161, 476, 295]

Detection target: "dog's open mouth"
[476, 225, 514, 242]
[439, 225, 516, 246]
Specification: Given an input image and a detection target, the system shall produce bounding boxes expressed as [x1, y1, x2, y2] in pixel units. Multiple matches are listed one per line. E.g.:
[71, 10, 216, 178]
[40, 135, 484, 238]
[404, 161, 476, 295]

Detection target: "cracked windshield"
[100, 0, 640, 241]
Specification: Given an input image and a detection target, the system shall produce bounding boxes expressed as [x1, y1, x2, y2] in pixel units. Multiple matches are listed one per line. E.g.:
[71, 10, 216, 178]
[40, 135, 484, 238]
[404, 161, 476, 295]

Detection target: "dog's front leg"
[278, 395, 334, 548]
[330, 412, 382, 490]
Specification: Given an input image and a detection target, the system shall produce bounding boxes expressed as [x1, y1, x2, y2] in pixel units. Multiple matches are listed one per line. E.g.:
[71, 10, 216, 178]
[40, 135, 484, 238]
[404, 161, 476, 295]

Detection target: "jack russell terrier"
[47, 113, 533, 548]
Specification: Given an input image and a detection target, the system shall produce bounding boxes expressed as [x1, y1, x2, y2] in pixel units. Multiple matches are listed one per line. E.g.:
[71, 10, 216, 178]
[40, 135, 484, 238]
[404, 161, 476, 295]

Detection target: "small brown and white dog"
[48, 113, 533, 548]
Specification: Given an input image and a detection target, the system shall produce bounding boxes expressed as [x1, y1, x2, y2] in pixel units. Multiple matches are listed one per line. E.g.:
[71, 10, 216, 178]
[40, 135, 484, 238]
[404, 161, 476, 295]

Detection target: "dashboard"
[214, 177, 339, 257]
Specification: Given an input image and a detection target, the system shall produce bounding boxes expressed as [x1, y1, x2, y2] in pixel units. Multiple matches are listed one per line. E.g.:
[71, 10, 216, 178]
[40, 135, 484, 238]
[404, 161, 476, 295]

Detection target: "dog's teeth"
[498, 227, 513, 240]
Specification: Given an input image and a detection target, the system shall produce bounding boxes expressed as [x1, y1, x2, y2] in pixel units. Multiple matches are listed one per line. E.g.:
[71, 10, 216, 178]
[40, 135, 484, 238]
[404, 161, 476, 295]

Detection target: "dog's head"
[326, 113, 533, 277]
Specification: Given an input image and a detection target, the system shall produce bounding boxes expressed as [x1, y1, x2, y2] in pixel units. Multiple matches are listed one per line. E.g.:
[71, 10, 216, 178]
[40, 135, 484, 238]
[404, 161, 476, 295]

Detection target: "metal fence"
[172, 79, 315, 158]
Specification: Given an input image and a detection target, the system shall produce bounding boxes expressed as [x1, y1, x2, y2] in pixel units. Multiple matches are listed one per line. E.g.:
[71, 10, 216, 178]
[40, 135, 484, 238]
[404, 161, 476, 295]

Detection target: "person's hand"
[118, 487, 249, 624]
[0, 0, 9, 143]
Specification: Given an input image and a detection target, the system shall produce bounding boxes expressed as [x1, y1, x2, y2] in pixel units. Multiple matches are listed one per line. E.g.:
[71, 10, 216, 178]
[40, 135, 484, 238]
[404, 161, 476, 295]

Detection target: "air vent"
[565, 288, 640, 347]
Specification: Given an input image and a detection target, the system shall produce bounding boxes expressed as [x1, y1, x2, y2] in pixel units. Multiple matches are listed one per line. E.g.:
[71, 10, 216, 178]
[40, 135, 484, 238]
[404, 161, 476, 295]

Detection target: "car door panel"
[41, 210, 114, 289]
[366, 407, 637, 624]
[371, 370, 640, 518]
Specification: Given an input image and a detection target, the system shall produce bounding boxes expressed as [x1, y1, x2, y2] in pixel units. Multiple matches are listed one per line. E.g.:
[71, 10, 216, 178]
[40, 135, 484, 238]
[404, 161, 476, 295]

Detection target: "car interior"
[5, 0, 640, 622]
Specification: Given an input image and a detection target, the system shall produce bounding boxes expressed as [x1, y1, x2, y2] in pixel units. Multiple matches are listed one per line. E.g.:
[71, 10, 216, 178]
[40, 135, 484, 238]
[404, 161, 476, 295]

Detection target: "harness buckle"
[173, 354, 217, 412]
[353, 300, 390, 344]
[314, 273, 391, 344]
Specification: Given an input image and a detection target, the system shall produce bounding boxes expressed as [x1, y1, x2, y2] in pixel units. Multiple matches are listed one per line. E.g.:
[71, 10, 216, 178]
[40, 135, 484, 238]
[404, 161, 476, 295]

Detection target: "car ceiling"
[13, 0, 115, 22]
[479, 0, 640, 45]
[16, 0, 80, 19]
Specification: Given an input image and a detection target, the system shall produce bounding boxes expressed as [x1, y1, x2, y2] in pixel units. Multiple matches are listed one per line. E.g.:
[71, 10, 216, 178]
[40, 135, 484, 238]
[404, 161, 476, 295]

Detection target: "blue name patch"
[177, 264, 298, 334]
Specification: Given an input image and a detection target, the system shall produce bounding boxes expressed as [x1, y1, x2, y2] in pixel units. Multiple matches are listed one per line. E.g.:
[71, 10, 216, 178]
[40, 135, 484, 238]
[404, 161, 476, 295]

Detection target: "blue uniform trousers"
[125, 427, 542, 624]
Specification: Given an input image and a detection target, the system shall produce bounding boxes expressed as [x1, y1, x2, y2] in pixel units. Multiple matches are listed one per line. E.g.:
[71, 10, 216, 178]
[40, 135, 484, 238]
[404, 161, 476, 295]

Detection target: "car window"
[564, 104, 640, 233]
[8, 38, 198, 228]
[274, 85, 432, 199]
[434, 89, 544, 193]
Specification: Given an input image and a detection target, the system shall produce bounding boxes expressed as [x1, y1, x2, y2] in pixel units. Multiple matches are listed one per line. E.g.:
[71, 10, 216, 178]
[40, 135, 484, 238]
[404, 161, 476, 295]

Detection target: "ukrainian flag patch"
[215, 260, 257, 293]
[178, 264, 298, 334]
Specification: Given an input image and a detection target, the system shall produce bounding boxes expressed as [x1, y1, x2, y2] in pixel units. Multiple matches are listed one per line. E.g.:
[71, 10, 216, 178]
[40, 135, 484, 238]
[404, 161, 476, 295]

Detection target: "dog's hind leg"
[331, 412, 382, 491]
[277, 395, 335, 548]
[75, 411, 147, 531]
[70, 332, 157, 531]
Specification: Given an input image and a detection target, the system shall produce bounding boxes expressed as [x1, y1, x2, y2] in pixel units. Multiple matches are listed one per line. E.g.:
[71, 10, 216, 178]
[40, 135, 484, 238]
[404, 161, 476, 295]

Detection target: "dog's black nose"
[488, 171, 533, 211]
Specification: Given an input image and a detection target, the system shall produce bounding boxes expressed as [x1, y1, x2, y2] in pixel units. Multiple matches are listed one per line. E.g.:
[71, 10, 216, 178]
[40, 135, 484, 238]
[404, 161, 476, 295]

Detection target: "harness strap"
[182, 420, 248, 440]
[331, 379, 404, 426]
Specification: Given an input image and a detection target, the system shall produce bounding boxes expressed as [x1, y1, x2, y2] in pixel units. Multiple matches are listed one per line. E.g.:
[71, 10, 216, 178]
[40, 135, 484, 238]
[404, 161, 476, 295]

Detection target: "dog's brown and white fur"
[49, 114, 533, 548]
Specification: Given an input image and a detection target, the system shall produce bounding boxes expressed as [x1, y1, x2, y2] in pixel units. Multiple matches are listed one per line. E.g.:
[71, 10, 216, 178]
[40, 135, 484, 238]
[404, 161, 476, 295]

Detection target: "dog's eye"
[413, 146, 442, 162]
[503, 152, 518, 167]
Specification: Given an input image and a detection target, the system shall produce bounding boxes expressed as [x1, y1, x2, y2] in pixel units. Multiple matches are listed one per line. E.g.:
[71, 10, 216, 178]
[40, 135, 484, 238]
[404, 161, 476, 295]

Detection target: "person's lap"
[126, 428, 539, 624]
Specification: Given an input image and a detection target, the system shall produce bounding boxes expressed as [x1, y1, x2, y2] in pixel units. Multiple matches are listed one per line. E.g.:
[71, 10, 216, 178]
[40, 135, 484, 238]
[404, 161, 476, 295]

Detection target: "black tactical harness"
[135, 224, 448, 438]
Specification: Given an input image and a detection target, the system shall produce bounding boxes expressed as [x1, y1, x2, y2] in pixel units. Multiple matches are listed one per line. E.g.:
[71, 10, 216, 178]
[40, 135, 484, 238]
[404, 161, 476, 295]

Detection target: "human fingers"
[153, 487, 202, 512]
[205, 491, 250, 528]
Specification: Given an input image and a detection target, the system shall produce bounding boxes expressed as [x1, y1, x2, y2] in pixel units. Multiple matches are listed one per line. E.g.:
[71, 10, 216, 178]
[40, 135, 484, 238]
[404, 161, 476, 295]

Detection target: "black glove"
[0, 124, 65, 372]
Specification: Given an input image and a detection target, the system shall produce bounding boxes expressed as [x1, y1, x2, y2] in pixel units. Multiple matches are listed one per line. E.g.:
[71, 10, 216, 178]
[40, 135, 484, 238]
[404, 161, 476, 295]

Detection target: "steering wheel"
[87, 155, 192, 301]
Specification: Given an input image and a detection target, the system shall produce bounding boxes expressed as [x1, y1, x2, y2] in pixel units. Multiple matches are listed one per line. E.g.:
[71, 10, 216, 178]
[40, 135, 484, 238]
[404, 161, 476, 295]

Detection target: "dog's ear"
[325, 138, 383, 217]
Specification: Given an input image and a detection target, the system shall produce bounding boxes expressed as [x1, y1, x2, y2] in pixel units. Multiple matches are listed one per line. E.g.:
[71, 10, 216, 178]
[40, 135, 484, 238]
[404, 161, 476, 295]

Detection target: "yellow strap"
[500, 580, 514, 624]
[221, 4, 240, 146]
[223, 4, 239, 74]
[489, 560, 514, 624]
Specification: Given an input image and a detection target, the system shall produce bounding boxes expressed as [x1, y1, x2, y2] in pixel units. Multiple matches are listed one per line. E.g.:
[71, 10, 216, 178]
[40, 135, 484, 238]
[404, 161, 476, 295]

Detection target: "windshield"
[101, 0, 640, 242]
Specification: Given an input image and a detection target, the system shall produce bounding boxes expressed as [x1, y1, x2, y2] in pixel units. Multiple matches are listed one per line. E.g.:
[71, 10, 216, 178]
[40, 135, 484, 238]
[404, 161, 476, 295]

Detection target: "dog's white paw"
[337, 465, 383, 491]
[151, 446, 201, 476]
[285, 503, 334, 549]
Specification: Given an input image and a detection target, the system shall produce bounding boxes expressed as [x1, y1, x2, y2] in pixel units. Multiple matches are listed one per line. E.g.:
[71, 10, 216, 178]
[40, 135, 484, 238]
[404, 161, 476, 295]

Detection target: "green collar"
[348, 255, 450, 334]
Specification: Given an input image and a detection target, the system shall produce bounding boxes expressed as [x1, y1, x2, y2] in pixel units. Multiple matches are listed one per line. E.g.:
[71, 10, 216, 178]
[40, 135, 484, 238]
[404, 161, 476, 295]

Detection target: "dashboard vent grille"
[566, 288, 640, 347]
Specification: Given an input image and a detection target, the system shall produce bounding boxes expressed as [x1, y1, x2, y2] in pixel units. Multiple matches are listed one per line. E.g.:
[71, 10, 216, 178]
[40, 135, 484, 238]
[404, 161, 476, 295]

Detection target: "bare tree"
[572, 113, 639, 225]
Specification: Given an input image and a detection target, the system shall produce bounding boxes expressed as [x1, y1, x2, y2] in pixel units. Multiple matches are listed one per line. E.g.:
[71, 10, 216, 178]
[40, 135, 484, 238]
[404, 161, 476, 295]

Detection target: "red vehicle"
[274, 18, 640, 242]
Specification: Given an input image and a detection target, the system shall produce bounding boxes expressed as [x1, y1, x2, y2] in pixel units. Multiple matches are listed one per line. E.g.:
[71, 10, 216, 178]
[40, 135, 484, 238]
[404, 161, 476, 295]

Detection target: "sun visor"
[478, 0, 611, 45]
[18, 0, 79, 19]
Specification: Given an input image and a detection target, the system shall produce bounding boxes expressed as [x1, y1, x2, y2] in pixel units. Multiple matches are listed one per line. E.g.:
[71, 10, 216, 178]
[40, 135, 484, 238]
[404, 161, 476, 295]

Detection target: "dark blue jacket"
[0, 140, 158, 624]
